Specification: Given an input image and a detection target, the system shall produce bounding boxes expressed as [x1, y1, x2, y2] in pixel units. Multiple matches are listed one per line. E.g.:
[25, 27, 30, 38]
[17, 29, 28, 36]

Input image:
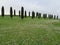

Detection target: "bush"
[10, 7, 13, 18]
[21, 6, 24, 19]
[1, 6, 4, 17]
[43, 14, 47, 18]
[38, 13, 41, 18]
[48, 14, 53, 19]
[25, 10, 27, 18]
[32, 11, 35, 19]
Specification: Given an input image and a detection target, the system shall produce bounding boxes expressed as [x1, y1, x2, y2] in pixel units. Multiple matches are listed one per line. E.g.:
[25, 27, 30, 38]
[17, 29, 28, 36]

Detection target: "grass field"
[0, 16, 60, 45]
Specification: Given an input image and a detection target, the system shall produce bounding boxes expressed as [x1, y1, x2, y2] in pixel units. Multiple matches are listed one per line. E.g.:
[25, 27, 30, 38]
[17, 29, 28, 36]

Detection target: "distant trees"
[19, 10, 20, 17]
[1, 6, 4, 17]
[38, 13, 41, 18]
[14, 9, 16, 16]
[10, 7, 13, 18]
[21, 6, 24, 19]
[25, 10, 27, 18]
[43, 14, 47, 18]
[32, 11, 35, 19]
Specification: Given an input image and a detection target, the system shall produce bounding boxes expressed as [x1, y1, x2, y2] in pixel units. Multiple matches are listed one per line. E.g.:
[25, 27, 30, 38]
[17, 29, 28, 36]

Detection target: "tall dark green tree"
[10, 7, 13, 18]
[36, 12, 38, 17]
[38, 13, 41, 18]
[48, 14, 53, 19]
[57, 16, 58, 19]
[14, 9, 16, 16]
[32, 11, 35, 19]
[19, 10, 20, 17]
[21, 6, 24, 19]
[43, 14, 47, 18]
[25, 10, 27, 18]
[54, 15, 56, 19]
[29, 11, 30, 17]
[1, 6, 4, 17]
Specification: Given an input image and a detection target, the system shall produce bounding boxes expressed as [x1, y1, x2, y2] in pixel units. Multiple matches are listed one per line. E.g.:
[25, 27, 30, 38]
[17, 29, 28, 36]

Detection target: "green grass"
[0, 16, 60, 45]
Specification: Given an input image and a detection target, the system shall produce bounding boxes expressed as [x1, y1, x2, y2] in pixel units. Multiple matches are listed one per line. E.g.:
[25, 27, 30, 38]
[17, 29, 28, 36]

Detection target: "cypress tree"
[38, 13, 41, 18]
[32, 11, 35, 19]
[29, 11, 30, 17]
[1, 6, 4, 17]
[57, 16, 58, 19]
[43, 14, 47, 18]
[14, 9, 16, 16]
[19, 10, 20, 17]
[25, 10, 27, 18]
[54, 15, 56, 19]
[21, 6, 24, 19]
[36, 12, 38, 17]
[48, 14, 53, 19]
[10, 7, 13, 18]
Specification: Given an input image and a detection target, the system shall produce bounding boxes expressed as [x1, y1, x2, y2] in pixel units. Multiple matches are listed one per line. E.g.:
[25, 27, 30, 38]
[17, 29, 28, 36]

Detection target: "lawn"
[0, 16, 60, 45]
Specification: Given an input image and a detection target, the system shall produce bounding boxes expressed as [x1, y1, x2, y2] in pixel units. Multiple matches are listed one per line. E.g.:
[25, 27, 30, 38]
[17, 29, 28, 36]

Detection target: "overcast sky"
[0, 0, 60, 18]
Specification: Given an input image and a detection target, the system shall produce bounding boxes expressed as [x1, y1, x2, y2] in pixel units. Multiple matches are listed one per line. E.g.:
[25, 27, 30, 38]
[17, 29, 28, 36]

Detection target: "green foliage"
[10, 7, 13, 18]
[21, 6, 24, 19]
[1, 6, 4, 17]
[43, 14, 47, 18]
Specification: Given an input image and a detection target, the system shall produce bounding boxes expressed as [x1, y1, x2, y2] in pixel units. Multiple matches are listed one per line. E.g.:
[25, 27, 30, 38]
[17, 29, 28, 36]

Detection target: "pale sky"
[0, 0, 60, 18]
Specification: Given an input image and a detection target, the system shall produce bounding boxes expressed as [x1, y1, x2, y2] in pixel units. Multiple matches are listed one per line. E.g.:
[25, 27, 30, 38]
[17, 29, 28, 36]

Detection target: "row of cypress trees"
[1, 6, 29, 19]
[1, 6, 58, 19]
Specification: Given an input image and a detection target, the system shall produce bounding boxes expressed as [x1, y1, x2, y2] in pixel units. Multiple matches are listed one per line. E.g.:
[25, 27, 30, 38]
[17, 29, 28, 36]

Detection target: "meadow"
[0, 16, 60, 45]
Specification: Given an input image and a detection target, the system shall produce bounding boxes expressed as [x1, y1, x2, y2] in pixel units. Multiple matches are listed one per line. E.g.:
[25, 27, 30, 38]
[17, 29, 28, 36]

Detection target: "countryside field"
[0, 16, 60, 45]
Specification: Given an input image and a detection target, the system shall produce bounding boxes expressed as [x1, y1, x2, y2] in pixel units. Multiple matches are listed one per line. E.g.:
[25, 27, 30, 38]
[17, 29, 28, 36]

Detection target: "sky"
[0, 0, 60, 18]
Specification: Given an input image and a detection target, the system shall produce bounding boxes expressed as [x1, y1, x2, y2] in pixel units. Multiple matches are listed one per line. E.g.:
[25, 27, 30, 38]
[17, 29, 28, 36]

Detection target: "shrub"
[48, 14, 53, 19]
[21, 6, 24, 19]
[32, 11, 35, 19]
[25, 10, 27, 18]
[14, 9, 16, 16]
[43, 14, 47, 18]
[19, 10, 20, 17]
[38, 13, 41, 18]
[10, 7, 13, 18]
[1, 6, 4, 17]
